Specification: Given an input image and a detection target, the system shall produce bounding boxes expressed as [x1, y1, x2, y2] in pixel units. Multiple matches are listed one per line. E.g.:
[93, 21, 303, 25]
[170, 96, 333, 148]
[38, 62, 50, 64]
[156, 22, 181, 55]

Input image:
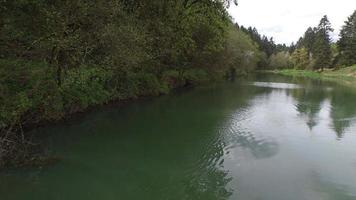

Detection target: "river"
[1, 74, 356, 200]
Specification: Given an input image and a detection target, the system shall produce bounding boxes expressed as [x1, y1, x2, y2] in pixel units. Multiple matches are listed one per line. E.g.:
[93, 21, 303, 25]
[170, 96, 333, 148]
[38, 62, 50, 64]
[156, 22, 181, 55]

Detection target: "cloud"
[262, 26, 284, 34]
[228, 0, 356, 44]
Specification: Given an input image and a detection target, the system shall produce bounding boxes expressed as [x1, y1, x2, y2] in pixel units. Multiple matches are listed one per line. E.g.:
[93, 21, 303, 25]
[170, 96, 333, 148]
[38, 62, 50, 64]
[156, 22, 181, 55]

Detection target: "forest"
[265, 11, 356, 70]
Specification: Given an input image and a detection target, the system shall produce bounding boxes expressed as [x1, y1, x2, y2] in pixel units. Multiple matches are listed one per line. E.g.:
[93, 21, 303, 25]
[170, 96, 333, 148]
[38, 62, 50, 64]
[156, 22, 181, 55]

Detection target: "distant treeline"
[0, 0, 267, 167]
[238, 25, 290, 68]
[265, 11, 356, 70]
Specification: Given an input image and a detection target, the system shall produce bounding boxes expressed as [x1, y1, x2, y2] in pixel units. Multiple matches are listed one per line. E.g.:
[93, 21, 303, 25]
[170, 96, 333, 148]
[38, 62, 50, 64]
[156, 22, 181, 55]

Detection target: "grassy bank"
[268, 65, 356, 85]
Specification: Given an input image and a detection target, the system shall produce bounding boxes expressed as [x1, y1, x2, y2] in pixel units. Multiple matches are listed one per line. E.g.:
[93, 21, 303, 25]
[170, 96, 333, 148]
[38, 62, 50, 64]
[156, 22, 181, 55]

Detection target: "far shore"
[262, 65, 356, 87]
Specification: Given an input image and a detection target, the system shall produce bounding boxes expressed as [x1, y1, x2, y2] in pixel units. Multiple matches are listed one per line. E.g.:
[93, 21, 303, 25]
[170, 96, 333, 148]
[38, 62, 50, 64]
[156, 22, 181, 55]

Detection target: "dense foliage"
[285, 12, 356, 71]
[239, 26, 289, 69]
[280, 16, 334, 71]
[269, 51, 293, 69]
[338, 10, 356, 66]
[0, 0, 266, 167]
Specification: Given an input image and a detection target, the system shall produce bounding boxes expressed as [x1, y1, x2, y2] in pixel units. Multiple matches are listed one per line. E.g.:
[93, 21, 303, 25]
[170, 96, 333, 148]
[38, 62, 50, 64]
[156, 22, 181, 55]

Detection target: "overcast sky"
[228, 0, 356, 45]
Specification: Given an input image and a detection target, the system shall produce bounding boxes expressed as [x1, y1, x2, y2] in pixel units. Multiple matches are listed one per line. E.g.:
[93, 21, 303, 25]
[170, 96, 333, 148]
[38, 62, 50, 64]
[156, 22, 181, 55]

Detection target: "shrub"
[60, 66, 111, 113]
[183, 69, 209, 85]
[161, 70, 185, 89]
[135, 73, 166, 96]
[0, 59, 63, 127]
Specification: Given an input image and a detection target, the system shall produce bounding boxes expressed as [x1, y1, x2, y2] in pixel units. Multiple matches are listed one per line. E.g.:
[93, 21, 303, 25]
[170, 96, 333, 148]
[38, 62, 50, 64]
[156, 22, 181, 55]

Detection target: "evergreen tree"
[276, 43, 288, 52]
[313, 15, 333, 70]
[338, 10, 356, 66]
[303, 27, 317, 54]
[289, 42, 296, 54]
[240, 26, 280, 58]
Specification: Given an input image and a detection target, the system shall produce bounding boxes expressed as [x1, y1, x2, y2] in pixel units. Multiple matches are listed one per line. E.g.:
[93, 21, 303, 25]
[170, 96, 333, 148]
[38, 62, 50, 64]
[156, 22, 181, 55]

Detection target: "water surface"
[1, 74, 356, 200]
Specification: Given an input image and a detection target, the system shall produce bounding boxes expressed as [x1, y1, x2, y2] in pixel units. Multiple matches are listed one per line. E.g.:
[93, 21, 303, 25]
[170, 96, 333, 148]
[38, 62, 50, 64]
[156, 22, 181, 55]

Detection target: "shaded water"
[1, 74, 356, 200]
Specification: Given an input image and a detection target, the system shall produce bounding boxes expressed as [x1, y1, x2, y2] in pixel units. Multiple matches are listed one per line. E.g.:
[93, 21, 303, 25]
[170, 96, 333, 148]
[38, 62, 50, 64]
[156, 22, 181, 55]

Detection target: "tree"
[269, 51, 293, 69]
[289, 42, 296, 54]
[224, 25, 260, 76]
[338, 10, 356, 66]
[313, 15, 333, 70]
[291, 48, 309, 69]
[303, 27, 317, 54]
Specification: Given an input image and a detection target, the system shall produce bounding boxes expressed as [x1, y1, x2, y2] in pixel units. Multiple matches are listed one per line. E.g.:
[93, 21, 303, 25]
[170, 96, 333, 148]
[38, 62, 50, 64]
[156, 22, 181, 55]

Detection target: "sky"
[228, 0, 356, 45]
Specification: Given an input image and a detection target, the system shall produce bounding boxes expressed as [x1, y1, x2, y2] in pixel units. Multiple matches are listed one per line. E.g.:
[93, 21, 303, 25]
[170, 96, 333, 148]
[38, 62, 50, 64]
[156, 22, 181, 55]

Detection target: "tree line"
[234, 25, 289, 69]
[267, 11, 356, 70]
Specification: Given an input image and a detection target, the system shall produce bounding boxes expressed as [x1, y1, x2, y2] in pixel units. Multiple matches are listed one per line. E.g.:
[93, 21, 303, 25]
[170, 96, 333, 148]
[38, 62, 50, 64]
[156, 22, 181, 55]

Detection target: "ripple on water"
[217, 107, 279, 161]
[192, 113, 280, 181]
[221, 127, 279, 160]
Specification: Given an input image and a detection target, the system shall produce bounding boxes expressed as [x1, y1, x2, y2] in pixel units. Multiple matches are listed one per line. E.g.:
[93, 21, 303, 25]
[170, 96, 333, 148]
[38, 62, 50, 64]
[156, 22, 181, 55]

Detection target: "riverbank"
[267, 65, 356, 86]
[0, 62, 217, 168]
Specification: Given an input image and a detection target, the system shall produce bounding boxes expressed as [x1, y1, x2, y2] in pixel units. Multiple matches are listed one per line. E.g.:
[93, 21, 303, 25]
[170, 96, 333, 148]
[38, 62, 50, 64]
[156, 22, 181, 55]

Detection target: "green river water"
[1, 74, 356, 200]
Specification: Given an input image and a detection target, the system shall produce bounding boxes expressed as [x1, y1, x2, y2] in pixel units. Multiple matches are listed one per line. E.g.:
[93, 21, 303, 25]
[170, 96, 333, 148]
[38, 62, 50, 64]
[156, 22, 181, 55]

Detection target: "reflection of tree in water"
[291, 86, 326, 130]
[290, 78, 356, 138]
[330, 89, 356, 138]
